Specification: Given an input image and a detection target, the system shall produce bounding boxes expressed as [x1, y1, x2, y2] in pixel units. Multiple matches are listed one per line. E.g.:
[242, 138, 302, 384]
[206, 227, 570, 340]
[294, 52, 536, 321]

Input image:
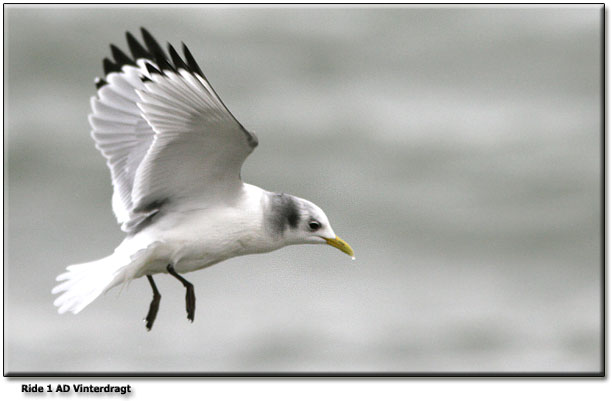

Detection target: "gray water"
[4, 5, 602, 373]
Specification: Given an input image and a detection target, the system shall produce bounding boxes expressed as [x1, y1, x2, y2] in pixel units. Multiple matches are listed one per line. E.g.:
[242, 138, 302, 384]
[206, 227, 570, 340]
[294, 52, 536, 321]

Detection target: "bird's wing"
[90, 61, 155, 230]
[89, 28, 258, 232]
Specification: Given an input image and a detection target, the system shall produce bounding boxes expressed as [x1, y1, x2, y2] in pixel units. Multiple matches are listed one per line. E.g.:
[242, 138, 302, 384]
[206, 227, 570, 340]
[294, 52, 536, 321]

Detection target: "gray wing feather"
[88, 31, 257, 232]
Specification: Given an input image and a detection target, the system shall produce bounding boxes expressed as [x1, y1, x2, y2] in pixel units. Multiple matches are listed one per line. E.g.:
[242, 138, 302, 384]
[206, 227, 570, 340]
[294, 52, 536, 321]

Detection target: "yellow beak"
[325, 236, 355, 258]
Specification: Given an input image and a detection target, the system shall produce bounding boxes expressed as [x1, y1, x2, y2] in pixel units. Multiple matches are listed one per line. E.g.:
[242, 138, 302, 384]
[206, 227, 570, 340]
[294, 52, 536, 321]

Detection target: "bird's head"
[266, 193, 354, 258]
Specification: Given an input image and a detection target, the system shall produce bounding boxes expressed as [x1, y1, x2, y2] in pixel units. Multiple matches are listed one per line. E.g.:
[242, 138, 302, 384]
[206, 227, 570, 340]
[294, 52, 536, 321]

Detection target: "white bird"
[52, 28, 354, 330]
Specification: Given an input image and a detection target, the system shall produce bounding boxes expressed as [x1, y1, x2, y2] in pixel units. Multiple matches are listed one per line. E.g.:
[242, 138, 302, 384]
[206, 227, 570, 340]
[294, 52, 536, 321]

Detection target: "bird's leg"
[144, 275, 161, 331]
[166, 264, 196, 322]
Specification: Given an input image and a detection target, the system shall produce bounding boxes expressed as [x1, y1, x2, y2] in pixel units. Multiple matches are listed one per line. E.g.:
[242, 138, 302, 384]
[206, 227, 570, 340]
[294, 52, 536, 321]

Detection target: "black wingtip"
[126, 31, 150, 60]
[110, 44, 136, 67]
[145, 62, 163, 76]
[103, 57, 121, 75]
[95, 77, 108, 89]
[141, 27, 167, 60]
[182, 42, 204, 77]
[154, 51, 176, 73]
[168, 43, 189, 71]
[100, 29, 208, 85]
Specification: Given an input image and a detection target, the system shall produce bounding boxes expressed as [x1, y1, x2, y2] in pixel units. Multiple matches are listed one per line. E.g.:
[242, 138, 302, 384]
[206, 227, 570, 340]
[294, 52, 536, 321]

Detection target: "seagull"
[52, 28, 354, 330]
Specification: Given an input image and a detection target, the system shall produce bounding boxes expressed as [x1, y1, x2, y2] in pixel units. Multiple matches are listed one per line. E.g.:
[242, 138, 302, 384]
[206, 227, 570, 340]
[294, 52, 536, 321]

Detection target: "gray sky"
[4, 5, 602, 374]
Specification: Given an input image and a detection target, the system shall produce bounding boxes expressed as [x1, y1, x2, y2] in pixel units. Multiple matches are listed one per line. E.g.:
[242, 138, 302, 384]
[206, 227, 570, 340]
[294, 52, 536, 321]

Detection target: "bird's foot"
[167, 265, 196, 323]
[144, 293, 161, 330]
[185, 283, 196, 322]
[144, 275, 161, 331]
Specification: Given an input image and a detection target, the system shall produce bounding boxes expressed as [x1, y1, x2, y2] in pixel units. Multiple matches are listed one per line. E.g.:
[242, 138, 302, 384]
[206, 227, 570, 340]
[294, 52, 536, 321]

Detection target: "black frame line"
[2, 2, 606, 378]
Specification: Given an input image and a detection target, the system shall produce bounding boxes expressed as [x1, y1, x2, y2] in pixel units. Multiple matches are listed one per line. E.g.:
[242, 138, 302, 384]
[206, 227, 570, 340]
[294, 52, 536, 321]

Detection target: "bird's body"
[117, 184, 283, 279]
[53, 28, 353, 329]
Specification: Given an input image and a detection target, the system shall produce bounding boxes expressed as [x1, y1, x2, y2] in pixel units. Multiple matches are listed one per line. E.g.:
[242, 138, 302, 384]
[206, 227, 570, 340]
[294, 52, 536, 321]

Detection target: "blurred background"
[4, 5, 602, 373]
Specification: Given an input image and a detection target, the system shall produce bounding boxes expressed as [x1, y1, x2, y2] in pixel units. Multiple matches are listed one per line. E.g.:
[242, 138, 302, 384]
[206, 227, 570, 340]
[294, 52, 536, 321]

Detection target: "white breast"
[128, 183, 279, 276]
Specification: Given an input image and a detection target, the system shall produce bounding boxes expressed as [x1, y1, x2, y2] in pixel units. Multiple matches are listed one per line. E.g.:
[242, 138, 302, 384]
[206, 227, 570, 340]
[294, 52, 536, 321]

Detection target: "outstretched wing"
[89, 28, 258, 232]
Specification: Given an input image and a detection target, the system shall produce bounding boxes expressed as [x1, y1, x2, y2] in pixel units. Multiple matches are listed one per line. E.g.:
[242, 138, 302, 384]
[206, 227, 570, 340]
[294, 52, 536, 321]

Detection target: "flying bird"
[52, 28, 354, 330]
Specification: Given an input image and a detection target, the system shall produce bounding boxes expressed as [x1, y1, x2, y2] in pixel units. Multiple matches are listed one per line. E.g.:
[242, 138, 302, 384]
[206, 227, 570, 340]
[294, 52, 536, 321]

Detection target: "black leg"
[144, 275, 161, 331]
[167, 264, 196, 322]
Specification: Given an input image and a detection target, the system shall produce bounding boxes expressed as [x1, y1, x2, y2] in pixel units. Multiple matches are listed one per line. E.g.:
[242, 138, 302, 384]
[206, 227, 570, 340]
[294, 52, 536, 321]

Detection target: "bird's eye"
[308, 221, 321, 231]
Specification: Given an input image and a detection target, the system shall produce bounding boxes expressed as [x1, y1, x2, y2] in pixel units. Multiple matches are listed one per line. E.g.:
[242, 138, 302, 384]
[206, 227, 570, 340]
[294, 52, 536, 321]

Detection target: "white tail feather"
[52, 253, 129, 314]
